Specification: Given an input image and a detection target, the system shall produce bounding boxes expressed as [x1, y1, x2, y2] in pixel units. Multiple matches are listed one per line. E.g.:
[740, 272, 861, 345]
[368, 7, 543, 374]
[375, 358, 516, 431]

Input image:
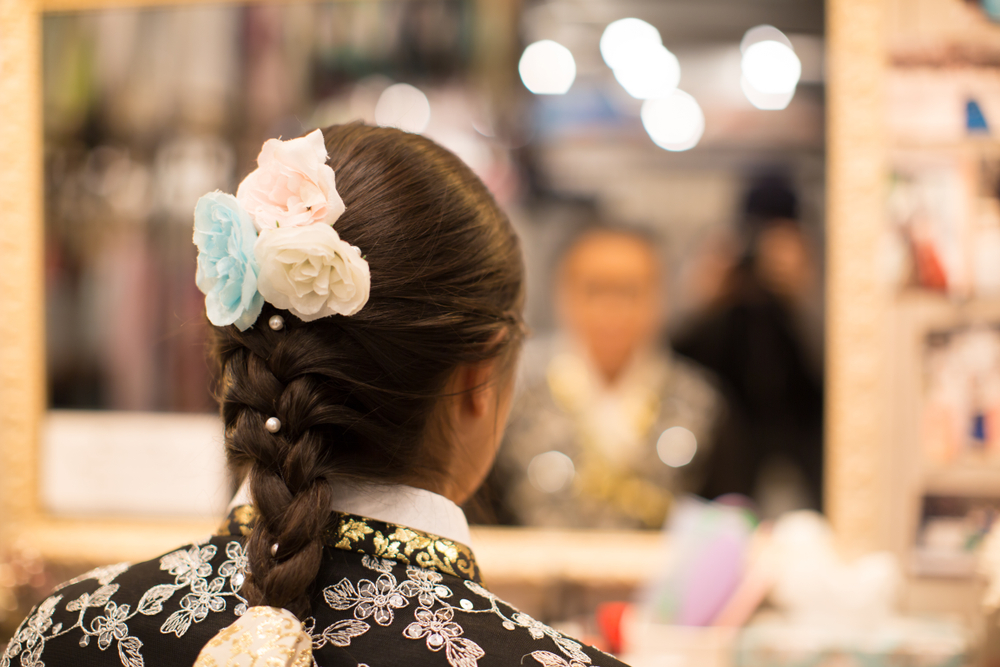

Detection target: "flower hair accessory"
[193, 129, 370, 330]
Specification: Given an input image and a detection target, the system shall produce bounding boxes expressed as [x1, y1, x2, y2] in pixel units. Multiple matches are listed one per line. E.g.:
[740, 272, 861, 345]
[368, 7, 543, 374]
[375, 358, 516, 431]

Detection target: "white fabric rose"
[236, 129, 346, 231]
[255, 224, 371, 321]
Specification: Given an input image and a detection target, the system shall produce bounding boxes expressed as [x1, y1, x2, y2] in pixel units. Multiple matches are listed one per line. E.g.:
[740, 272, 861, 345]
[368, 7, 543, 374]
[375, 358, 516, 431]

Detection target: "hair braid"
[210, 123, 525, 620]
[216, 325, 337, 617]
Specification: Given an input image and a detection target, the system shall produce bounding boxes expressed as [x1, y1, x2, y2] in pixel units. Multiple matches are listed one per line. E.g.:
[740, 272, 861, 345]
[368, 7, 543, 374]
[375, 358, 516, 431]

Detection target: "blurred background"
[41, 0, 826, 521]
[5, 0, 1000, 665]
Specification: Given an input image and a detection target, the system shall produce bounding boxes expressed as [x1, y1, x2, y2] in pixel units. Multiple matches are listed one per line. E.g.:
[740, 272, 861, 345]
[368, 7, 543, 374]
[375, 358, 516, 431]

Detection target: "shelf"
[892, 291, 1000, 323]
[890, 139, 1000, 153]
[922, 464, 1000, 496]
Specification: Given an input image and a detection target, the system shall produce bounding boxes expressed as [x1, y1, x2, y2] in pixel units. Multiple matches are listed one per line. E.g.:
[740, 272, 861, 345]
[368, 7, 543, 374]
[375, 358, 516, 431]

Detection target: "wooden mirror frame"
[0, 0, 887, 566]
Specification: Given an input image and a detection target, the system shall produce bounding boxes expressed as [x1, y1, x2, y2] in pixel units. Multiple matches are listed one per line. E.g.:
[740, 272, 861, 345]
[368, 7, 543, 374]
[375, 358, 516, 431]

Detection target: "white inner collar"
[228, 478, 471, 546]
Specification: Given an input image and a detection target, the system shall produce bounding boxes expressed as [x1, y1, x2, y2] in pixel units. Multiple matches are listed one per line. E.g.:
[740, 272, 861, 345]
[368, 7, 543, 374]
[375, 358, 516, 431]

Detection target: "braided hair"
[210, 123, 524, 618]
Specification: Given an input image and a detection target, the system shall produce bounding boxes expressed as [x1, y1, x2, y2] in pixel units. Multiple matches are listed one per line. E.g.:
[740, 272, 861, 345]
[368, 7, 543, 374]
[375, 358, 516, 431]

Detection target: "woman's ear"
[427, 358, 504, 505]
[456, 359, 500, 418]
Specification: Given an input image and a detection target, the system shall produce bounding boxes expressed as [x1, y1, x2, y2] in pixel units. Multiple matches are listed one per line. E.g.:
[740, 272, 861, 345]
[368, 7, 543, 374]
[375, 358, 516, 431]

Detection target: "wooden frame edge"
[825, 0, 890, 554]
[0, 0, 46, 546]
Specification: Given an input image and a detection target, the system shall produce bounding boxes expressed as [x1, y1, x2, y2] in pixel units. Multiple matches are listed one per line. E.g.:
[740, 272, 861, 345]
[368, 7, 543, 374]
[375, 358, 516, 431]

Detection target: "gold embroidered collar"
[217, 505, 482, 583]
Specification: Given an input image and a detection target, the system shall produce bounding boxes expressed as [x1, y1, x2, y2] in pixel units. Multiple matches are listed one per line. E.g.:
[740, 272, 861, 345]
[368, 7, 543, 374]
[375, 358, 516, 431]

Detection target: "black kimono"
[2, 507, 628, 667]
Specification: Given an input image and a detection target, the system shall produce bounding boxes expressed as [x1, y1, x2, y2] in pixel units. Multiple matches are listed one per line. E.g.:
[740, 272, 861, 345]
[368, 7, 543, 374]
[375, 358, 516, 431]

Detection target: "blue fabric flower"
[193, 192, 264, 331]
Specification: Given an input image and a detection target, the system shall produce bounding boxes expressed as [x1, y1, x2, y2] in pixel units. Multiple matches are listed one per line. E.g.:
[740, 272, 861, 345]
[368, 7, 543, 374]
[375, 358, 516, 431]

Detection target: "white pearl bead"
[264, 417, 281, 433]
[270, 543, 279, 557]
[268, 315, 285, 331]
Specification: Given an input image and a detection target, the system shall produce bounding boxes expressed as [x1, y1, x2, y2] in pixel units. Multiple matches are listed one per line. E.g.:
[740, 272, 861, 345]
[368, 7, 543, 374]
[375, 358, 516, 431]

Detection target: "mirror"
[37, 0, 827, 533]
[0, 0, 886, 568]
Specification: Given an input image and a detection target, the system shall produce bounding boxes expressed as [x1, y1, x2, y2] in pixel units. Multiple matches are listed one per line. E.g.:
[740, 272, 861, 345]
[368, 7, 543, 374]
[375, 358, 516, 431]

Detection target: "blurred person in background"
[672, 174, 824, 518]
[486, 224, 731, 530]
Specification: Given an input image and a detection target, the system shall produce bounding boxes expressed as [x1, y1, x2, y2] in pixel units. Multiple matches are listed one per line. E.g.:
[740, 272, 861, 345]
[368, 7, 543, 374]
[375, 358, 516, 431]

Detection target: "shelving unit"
[880, 294, 1000, 608]
[877, 0, 1000, 605]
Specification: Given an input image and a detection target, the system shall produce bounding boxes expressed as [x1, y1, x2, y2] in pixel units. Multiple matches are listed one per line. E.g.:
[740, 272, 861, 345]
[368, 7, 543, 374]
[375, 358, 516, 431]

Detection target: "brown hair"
[211, 123, 524, 618]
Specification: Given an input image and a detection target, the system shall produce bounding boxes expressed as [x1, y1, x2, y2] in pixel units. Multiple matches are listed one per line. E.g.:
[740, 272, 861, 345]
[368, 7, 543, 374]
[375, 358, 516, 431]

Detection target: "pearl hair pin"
[271, 543, 279, 557]
[268, 315, 284, 331]
[265, 417, 281, 433]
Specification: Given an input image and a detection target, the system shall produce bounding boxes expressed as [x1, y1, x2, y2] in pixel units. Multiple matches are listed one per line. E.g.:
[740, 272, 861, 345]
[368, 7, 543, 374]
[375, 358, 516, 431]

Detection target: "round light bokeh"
[527, 450, 576, 494]
[740, 75, 795, 110]
[640, 90, 705, 152]
[656, 427, 698, 468]
[741, 40, 801, 95]
[518, 40, 577, 95]
[740, 24, 794, 54]
[599, 18, 662, 71]
[611, 43, 681, 100]
[374, 83, 431, 134]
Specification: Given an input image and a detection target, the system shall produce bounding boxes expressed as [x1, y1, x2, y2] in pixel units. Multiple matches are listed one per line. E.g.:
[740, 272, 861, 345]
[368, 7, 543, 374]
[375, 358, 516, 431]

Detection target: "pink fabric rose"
[236, 129, 346, 231]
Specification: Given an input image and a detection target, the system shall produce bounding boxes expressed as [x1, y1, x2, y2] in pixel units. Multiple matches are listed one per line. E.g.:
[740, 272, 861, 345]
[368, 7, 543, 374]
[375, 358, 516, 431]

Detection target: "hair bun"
[193, 606, 312, 667]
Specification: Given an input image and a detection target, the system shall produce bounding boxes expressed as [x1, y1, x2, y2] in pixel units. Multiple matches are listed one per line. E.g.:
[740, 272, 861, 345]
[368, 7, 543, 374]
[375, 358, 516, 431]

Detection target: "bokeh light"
[740, 24, 794, 54]
[741, 40, 801, 94]
[374, 83, 431, 133]
[518, 40, 577, 95]
[640, 90, 705, 152]
[612, 43, 681, 100]
[657, 427, 698, 468]
[527, 450, 576, 493]
[600, 18, 681, 100]
[740, 75, 795, 110]
[599, 18, 662, 71]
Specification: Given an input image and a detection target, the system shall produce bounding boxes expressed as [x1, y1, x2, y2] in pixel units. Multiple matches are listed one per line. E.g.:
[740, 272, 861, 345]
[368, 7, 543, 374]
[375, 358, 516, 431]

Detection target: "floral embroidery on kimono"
[3, 509, 624, 667]
[2, 542, 248, 667]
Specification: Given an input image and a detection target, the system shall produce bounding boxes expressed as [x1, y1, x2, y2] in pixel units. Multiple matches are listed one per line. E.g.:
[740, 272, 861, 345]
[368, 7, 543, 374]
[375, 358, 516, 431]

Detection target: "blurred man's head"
[742, 173, 798, 228]
[557, 228, 662, 384]
[741, 173, 814, 302]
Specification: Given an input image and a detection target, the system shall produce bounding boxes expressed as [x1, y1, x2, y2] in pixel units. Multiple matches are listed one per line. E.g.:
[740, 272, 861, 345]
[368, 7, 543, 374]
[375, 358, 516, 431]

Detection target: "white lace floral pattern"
[529, 650, 592, 667]
[55, 563, 131, 591]
[4, 532, 612, 667]
[310, 556, 606, 667]
[1, 541, 248, 667]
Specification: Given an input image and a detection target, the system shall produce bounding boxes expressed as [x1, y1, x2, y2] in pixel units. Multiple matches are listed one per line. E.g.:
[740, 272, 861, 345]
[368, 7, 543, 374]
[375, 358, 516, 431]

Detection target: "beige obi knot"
[193, 606, 312, 667]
